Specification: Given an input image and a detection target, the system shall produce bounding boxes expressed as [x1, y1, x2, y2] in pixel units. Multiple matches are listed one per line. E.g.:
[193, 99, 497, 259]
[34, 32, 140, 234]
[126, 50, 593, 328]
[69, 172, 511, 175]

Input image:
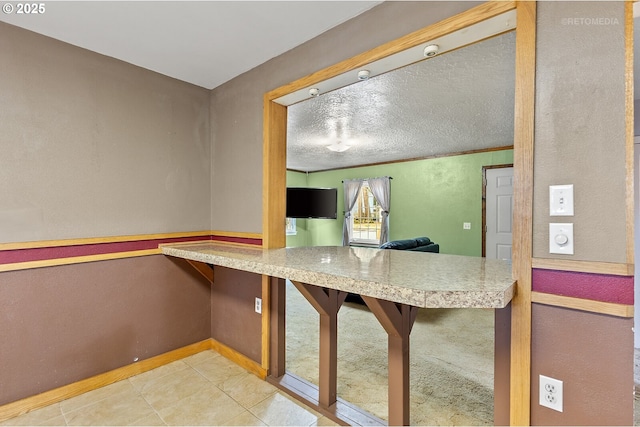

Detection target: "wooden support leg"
[361, 296, 418, 426]
[291, 281, 347, 408]
[269, 277, 286, 378]
[494, 303, 512, 426]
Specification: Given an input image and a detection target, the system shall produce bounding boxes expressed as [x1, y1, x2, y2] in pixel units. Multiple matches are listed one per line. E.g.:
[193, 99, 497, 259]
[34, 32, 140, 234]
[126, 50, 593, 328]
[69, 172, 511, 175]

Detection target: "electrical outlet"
[463, 222, 471, 230]
[539, 375, 563, 412]
[255, 297, 262, 314]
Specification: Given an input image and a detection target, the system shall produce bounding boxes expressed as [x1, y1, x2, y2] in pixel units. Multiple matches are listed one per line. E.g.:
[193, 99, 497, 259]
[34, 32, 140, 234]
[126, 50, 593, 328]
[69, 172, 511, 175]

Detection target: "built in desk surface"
[161, 242, 515, 425]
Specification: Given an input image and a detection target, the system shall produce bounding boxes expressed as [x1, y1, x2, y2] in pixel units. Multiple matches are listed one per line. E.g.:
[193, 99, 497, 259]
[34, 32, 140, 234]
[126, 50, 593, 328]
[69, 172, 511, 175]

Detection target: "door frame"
[482, 164, 514, 258]
[262, 2, 536, 424]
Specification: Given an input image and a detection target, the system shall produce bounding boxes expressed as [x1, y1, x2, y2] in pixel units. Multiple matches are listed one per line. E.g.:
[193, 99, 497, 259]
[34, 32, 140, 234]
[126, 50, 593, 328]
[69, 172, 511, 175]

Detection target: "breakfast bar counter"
[161, 242, 515, 425]
[161, 242, 514, 308]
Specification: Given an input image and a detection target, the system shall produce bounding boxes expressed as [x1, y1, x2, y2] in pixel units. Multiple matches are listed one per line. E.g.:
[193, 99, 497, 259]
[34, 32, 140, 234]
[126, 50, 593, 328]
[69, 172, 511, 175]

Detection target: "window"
[350, 181, 382, 245]
[285, 218, 297, 235]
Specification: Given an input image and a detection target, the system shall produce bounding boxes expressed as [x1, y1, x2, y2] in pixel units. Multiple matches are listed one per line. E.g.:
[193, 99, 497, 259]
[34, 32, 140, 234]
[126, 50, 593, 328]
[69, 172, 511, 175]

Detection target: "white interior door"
[486, 167, 514, 260]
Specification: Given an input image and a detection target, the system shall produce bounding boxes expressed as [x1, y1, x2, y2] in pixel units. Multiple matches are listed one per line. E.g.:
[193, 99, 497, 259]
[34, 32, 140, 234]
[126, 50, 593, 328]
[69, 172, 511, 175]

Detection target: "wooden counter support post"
[494, 303, 512, 426]
[291, 281, 347, 408]
[361, 296, 418, 426]
[270, 277, 286, 378]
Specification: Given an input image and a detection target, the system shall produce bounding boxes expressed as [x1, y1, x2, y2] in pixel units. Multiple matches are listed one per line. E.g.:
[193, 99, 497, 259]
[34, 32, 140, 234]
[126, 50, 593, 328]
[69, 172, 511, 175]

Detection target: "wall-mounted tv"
[286, 187, 338, 219]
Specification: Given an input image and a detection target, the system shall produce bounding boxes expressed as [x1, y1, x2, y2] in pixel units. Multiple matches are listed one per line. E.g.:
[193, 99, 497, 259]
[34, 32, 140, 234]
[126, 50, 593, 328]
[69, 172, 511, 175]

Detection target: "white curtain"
[368, 176, 391, 245]
[342, 179, 363, 246]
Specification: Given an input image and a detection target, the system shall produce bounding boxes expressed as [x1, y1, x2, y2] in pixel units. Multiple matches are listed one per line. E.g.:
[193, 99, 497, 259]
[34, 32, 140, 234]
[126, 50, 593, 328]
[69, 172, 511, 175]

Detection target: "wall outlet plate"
[463, 222, 471, 230]
[539, 375, 563, 412]
[255, 297, 262, 314]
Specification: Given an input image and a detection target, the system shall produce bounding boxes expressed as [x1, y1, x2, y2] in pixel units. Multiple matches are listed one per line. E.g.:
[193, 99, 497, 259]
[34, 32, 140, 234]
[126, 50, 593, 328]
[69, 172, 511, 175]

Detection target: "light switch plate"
[550, 185, 574, 216]
[549, 223, 574, 255]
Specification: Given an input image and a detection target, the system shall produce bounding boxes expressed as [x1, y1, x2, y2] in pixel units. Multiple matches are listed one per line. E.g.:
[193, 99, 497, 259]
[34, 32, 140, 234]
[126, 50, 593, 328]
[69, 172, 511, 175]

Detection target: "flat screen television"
[286, 187, 338, 219]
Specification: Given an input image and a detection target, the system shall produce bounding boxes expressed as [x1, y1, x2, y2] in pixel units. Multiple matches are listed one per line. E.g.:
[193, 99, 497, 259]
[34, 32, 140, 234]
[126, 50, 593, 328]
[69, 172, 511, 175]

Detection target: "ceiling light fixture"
[309, 88, 320, 97]
[327, 141, 351, 152]
[357, 70, 371, 81]
[423, 44, 440, 57]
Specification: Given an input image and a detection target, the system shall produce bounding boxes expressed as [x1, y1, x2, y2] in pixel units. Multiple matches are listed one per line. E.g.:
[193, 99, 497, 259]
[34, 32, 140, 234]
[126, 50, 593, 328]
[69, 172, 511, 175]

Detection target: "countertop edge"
[161, 246, 515, 309]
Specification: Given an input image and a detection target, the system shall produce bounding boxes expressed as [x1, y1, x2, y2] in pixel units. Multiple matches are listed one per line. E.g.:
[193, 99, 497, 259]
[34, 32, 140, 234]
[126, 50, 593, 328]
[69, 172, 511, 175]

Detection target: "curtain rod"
[342, 177, 393, 183]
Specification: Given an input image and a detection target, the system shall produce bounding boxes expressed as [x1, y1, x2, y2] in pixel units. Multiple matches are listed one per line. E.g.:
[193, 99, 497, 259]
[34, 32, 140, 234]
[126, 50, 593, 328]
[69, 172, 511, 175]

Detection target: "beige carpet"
[285, 280, 494, 426]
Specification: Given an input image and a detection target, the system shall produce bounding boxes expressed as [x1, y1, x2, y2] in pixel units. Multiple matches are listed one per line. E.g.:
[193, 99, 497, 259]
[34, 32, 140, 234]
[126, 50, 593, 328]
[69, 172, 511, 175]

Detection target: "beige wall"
[209, 1, 481, 233]
[0, 22, 211, 243]
[533, 1, 627, 263]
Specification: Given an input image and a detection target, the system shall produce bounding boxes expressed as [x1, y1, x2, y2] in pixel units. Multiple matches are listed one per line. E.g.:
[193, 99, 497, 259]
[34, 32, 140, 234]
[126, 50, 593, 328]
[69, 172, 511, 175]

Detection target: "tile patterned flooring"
[0, 351, 337, 427]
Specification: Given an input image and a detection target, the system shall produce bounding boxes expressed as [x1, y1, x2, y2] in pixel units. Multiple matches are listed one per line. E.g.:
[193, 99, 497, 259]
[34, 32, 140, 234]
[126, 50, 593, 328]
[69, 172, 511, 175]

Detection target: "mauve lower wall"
[531, 304, 633, 425]
[0, 22, 211, 243]
[0, 256, 211, 406]
[210, 267, 263, 363]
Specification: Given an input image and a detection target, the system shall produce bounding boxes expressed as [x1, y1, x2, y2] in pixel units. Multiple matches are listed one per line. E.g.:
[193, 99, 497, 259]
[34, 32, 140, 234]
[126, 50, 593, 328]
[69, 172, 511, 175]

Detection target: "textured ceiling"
[287, 32, 516, 172]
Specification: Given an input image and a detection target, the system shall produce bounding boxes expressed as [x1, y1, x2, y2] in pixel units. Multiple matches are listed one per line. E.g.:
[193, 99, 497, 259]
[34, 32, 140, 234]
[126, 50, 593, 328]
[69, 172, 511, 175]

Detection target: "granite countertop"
[160, 242, 515, 309]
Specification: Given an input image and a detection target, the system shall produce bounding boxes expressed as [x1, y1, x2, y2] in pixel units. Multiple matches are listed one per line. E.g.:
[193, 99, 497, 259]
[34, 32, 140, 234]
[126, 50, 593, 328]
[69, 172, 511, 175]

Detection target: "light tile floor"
[0, 351, 338, 427]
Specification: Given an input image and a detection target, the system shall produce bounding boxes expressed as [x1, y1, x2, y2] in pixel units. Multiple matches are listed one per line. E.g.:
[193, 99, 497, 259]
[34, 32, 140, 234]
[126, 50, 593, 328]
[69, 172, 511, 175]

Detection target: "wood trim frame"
[0, 340, 212, 422]
[263, 0, 518, 246]
[262, 1, 534, 425]
[532, 258, 634, 276]
[481, 164, 514, 258]
[532, 291, 634, 318]
[0, 338, 266, 423]
[0, 231, 262, 252]
[0, 232, 262, 273]
[210, 230, 263, 240]
[209, 338, 267, 380]
[0, 249, 160, 273]
[625, 1, 634, 267]
[0, 231, 212, 251]
[297, 146, 514, 174]
[510, 2, 536, 424]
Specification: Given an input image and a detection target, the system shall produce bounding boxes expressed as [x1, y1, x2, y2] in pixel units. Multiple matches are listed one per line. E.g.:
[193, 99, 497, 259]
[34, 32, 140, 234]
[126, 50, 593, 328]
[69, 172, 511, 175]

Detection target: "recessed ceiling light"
[423, 44, 440, 57]
[357, 70, 371, 81]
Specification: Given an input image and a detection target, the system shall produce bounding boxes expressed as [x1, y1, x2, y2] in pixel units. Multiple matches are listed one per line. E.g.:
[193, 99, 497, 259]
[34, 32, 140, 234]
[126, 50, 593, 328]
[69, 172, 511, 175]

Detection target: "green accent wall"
[287, 149, 513, 256]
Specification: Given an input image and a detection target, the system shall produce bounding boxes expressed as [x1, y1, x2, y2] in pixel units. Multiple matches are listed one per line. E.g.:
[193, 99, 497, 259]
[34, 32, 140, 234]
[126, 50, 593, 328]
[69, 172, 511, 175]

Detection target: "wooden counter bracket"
[291, 281, 348, 408]
[361, 296, 418, 426]
[185, 260, 214, 283]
